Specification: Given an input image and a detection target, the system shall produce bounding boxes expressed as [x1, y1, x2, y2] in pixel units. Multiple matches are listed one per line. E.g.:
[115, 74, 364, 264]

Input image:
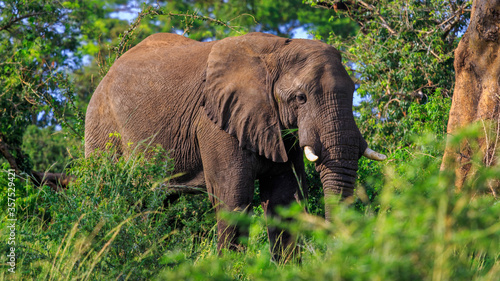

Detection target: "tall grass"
[1, 143, 216, 280]
[1, 130, 499, 280]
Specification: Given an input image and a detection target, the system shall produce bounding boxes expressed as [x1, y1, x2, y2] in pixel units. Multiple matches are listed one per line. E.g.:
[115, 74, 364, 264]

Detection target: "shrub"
[0, 143, 215, 280]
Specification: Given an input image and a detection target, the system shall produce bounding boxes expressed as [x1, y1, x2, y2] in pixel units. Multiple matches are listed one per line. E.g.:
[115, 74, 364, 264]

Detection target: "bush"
[22, 125, 80, 173]
[0, 143, 215, 280]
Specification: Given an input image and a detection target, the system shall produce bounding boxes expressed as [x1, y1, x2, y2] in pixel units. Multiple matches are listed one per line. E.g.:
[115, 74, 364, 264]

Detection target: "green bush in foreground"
[156, 132, 500, 280]
[0, 143, 216, 280]
[1, 130, 499, 280]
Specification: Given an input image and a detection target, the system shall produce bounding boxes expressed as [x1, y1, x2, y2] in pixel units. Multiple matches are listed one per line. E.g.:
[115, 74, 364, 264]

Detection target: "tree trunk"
[441, 0, 500, 196]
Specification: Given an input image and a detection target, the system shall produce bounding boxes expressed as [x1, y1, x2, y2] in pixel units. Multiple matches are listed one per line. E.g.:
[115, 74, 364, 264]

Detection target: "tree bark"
[441, 0, 500, 196]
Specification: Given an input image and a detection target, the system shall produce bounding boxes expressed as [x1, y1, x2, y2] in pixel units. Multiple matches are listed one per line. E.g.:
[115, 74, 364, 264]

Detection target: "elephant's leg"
[259, 167, 306, 263]
[204, 176, 255, 252]
[197, 114, 257, 253]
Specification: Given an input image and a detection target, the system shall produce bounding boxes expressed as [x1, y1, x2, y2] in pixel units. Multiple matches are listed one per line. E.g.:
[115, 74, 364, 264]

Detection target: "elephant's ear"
[204, 34, 288, 163]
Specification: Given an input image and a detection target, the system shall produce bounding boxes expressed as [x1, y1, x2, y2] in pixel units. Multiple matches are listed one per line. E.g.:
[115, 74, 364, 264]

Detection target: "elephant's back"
[123, 33, 200, 55]
[105, 34, 213, 121]
[138, 33, 196, 47]
[86, 33, 211, 174]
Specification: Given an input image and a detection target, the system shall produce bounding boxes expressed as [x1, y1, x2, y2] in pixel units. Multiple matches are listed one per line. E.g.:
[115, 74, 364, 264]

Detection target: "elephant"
[85, 32, 386, 261]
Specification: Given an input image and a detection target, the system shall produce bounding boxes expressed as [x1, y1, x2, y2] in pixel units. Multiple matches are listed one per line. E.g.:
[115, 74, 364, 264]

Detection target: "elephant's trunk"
[317, 159, 358, 220]
[315, 107, 368, 220]
[316, 136, 365, 220]
[299, 93, 386, 220]
[315, 139, 386, 219]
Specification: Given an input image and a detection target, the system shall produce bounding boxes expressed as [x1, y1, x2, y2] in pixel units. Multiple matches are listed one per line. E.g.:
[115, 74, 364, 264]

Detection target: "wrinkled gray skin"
[85, 32, 368, 262]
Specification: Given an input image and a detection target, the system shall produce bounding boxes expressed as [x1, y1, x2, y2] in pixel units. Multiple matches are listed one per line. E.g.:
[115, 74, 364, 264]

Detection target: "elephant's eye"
[296, 93, 307, 104]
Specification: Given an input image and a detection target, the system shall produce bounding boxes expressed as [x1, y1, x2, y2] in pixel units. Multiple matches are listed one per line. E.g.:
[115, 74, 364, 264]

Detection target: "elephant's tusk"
[304, 146, 319, 162]
[363, 148, 387, 161]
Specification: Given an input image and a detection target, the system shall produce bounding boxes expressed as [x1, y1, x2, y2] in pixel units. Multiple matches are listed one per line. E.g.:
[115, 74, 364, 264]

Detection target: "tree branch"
[315, 0, 396, 35]
[0, 12, 46, 32]
[354, 0, 396, 35]
[440, 2, 470, 39]
[166, 184, 206, 195]
[31, 171, 73, 191]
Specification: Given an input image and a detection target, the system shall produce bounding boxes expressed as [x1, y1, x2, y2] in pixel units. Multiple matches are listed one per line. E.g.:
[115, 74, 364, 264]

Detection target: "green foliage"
[304, 160, 325, 216]
[0, 163, 43, 219]
[0, 144, 215, 280]
[0, 0, 119, 172]
[151, 0, 337, 40]
[21, 125, 79, 172]
[356, 95, 453, 208]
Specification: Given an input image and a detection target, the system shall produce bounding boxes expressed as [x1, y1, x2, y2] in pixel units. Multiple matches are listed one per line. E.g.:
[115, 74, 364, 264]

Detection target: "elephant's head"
[204, 33, 385, 219]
